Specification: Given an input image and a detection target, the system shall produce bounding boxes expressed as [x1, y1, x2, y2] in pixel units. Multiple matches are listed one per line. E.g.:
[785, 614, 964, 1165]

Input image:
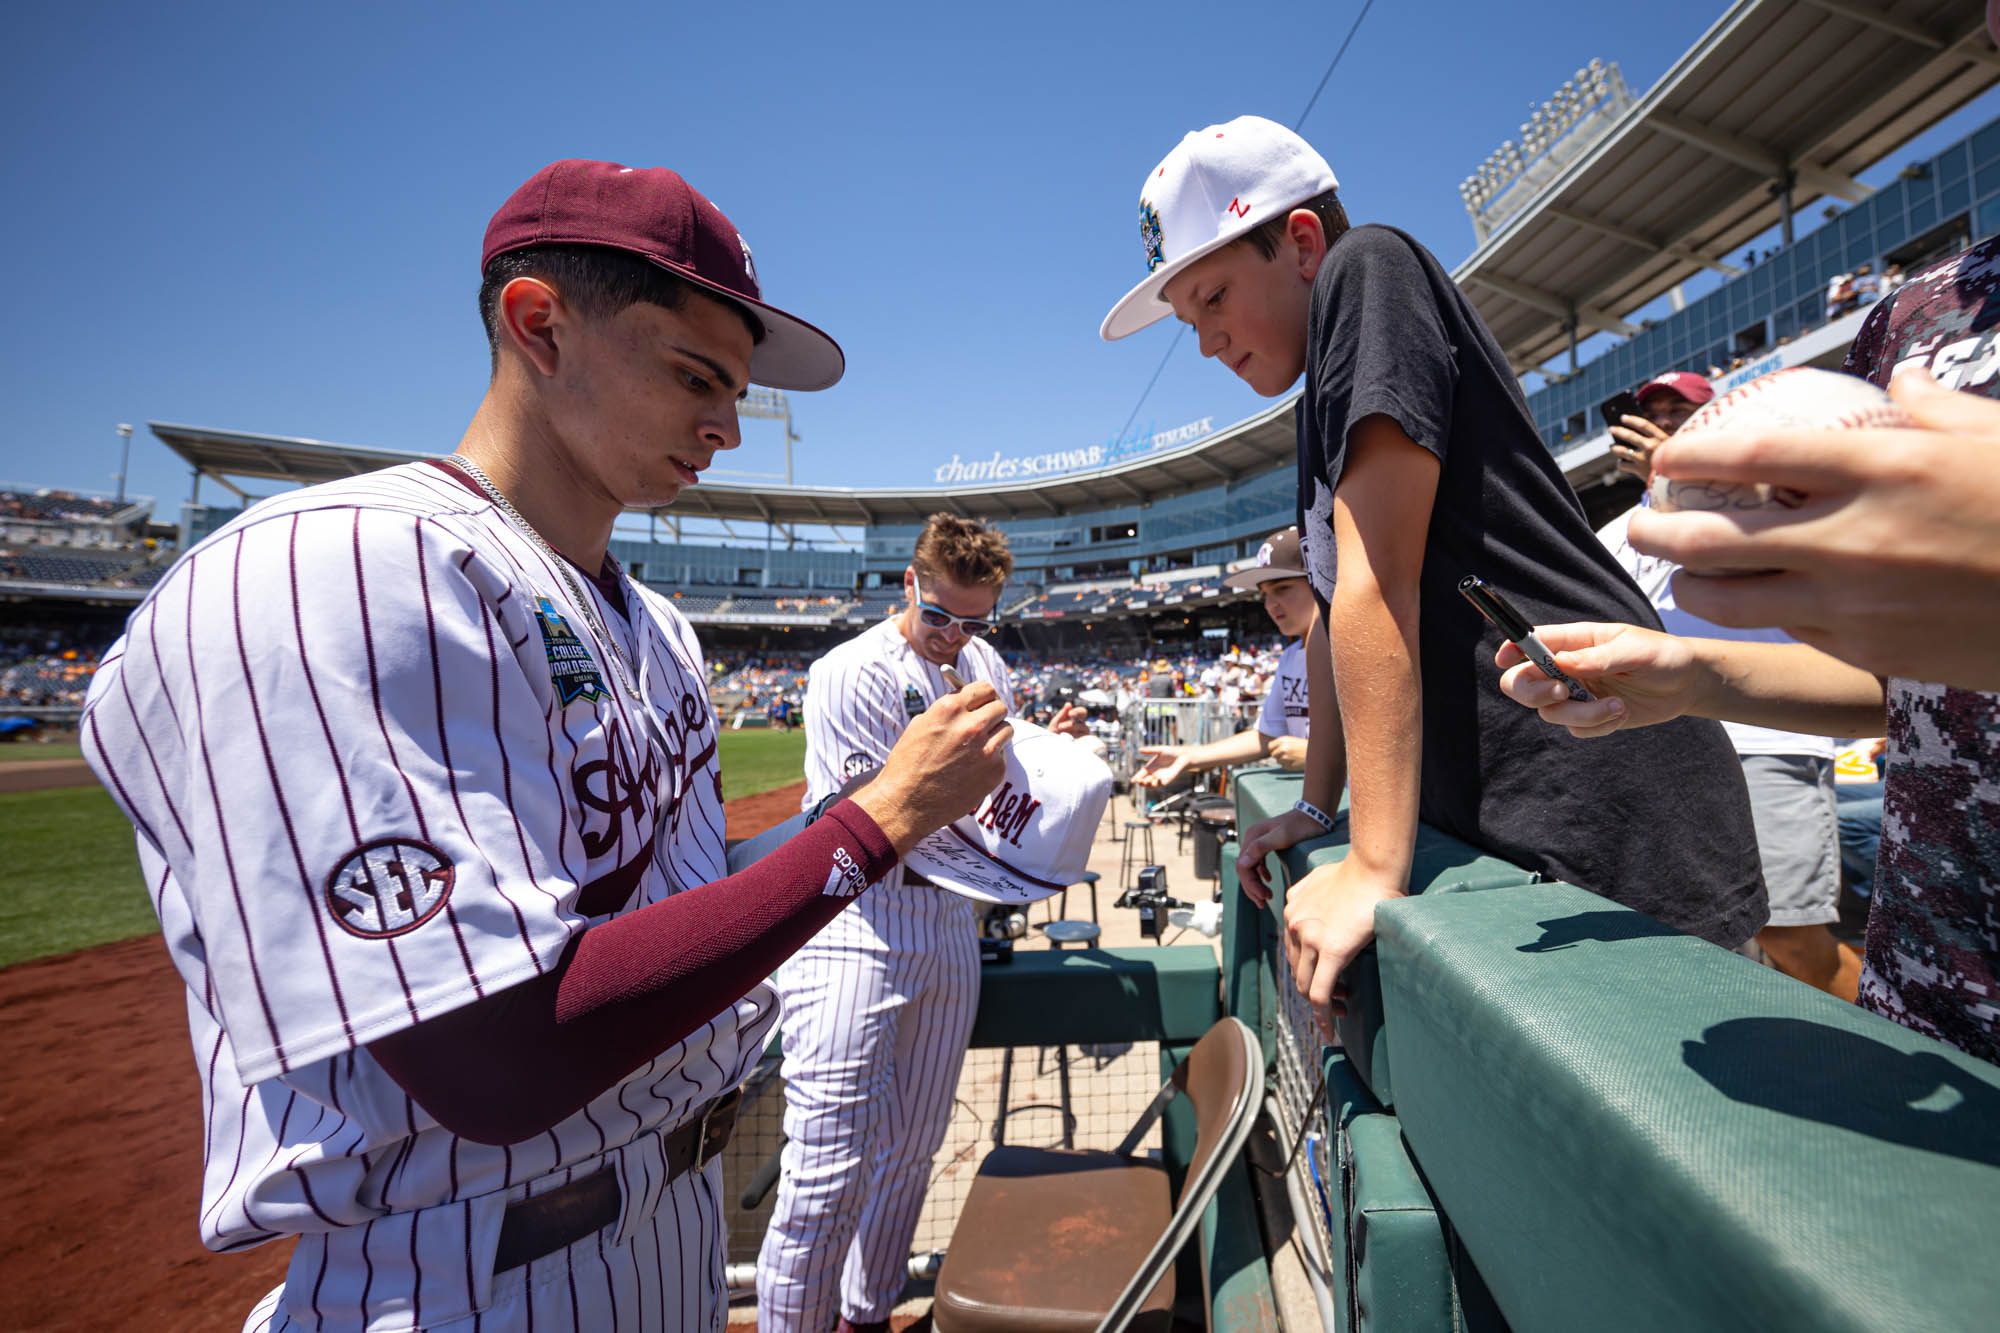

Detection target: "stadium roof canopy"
[1456, 0, 2000, 374]
[149, 395, 1301, 528]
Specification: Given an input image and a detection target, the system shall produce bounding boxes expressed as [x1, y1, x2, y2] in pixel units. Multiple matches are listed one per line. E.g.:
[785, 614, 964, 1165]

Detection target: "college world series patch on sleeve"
[324, 838, 455, 939]
[535, 597, 608, 705]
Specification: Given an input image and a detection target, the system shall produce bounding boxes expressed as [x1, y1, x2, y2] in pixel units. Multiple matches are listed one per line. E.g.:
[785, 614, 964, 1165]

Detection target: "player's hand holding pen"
[850, 675, 1011, 856]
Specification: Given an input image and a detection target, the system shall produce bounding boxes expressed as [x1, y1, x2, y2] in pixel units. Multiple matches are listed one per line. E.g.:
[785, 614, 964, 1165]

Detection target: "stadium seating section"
[0, 490, 130, 522]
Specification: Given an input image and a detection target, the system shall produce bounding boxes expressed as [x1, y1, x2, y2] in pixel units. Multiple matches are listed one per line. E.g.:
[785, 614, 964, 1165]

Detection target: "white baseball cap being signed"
[903, 721, 1113, 905]
[1101, 115, 1338, 342]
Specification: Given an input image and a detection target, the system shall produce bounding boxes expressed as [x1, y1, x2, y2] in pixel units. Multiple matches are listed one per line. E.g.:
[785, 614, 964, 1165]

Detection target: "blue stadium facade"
[1526, 112, 1998, 453]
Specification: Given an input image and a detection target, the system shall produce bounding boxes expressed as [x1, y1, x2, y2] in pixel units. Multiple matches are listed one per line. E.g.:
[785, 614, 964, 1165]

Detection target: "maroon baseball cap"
[1636, 371, 1714, 407]
[483, 159, 845, 391]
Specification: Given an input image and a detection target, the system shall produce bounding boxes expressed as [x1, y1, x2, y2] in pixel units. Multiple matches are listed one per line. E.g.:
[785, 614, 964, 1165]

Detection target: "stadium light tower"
[1459, 58, 1633, 243]
[737, 386, 801, 485]
[113, 423, 132, 503]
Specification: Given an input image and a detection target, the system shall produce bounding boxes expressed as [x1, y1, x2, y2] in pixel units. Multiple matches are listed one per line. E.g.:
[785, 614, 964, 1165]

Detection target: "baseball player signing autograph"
[757, 516, 1110, 1333]
[80, 161, 1013, 1333]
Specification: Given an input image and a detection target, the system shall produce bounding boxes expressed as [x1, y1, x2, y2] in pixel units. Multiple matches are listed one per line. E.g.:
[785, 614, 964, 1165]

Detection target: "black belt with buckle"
[493, 1088, 741, 1273]
[903, 868, 938, 888]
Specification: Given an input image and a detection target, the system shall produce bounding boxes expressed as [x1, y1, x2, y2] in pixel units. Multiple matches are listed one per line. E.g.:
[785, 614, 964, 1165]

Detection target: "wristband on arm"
[1293, 798, 1337, 835]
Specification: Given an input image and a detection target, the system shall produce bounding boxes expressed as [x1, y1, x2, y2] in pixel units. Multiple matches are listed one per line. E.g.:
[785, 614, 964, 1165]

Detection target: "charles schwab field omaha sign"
[931, 416, 1214, 485]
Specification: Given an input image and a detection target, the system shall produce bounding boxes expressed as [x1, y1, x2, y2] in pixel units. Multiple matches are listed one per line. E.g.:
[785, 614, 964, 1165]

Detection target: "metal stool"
[1118, 820, 1158, 893]
[1043, 920, 1101, 949]
[1047, 870, 1102, 926]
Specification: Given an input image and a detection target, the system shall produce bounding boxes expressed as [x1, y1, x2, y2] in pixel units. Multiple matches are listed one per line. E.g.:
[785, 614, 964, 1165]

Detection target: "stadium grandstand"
[110, 3, 2000, 680]
[0, 483, 179, 721]
[19, 0, 2000, 707]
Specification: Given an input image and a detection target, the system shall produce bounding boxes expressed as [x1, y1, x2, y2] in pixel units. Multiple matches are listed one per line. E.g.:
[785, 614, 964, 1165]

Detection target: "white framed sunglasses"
[911, 572, 999, 637]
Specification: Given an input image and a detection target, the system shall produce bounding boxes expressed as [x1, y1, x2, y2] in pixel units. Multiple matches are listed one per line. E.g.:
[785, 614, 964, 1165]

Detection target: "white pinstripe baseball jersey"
[756, 612, 1015, 1329]
[81, 461, 769, 1331]
[799, 614, 1015, 877]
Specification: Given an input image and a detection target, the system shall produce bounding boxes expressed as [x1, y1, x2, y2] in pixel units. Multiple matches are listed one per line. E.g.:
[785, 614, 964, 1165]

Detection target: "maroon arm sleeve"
[368, 800, 897, 1145]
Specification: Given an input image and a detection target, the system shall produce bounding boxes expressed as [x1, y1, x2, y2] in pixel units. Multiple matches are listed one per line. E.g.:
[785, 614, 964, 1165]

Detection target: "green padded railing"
[1233, 769, 1538, 1105]
[967, 945, 1220, 1048]
[1224, 768, 2000, 1332]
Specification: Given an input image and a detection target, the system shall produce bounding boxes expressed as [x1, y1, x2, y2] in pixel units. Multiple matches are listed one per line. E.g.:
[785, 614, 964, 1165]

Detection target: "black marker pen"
[1457, 575, 1595, 703]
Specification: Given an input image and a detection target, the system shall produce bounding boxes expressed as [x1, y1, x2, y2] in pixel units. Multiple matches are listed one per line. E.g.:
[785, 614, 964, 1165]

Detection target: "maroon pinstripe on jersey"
[81, 462, 771, 1331]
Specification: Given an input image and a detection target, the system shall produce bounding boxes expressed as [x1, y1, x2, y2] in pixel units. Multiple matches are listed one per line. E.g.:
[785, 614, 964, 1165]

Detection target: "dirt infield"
[0, 758, 97, 794]
[0, 780, 808, 1333]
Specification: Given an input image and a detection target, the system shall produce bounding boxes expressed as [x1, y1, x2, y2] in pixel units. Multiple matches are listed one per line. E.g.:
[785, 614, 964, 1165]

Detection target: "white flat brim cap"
[1101, 116, 1337, 342]
[902, 721, 1113, 905]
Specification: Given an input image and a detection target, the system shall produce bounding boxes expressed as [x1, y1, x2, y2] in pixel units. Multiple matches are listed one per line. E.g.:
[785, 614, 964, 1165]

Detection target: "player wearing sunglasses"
[761, 515, 1085, 1331]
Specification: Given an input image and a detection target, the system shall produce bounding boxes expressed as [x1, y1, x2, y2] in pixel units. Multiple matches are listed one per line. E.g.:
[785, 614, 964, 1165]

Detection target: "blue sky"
[5, 0, 1996, 533]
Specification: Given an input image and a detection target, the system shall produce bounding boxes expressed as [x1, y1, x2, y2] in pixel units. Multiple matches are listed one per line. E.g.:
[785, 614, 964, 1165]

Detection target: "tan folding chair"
[931, 1016, 1262, 1333]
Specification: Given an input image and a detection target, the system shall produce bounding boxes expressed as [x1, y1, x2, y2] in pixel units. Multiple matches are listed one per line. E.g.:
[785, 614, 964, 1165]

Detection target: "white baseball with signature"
[1649, 366, 1915, 516]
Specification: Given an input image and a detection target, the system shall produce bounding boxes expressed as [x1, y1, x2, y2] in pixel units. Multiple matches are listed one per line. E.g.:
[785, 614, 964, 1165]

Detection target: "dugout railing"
[1223, 768, 2000, 1333]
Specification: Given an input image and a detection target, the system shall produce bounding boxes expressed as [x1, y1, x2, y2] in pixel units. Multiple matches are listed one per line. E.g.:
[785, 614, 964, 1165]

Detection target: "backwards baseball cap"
[1223, 526, 1308, 591]
[1101, 116, 1338, 342]
[484, 159, 845, 392]
[902, 721, 1113, 905]
[1636, 371, 1715, 407]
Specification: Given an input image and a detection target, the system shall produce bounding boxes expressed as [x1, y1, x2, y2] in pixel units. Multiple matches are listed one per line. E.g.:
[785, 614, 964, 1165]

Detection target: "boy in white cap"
[1102, 117, 1767, 1033]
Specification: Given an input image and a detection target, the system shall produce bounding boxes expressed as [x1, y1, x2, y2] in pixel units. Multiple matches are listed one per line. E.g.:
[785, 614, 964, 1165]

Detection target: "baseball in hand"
[1648, 367, 1915, 516]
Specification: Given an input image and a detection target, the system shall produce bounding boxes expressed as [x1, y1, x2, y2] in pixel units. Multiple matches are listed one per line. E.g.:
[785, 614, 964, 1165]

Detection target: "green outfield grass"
[0, 741, 85, 762]
[1, 786, 153, 968]
[716, 726, 809, 801]
[1, 728, 809, 969]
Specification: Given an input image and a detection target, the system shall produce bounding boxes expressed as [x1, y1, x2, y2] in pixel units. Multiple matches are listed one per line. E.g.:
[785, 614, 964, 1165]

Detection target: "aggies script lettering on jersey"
[80, 462, 773, 1255]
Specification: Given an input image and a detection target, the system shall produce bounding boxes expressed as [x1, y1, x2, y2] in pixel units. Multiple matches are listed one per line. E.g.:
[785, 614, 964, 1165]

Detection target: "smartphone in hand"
[1458, 575, 1594, 702]
[1598, 390, 1643, 432]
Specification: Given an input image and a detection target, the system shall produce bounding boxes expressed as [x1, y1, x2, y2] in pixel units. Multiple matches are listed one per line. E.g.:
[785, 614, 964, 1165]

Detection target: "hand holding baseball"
[1630, 370, 2000, 691]
[852, 683, 1012, 855]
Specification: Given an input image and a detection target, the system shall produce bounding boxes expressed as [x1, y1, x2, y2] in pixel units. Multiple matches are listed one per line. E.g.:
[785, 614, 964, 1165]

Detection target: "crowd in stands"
[0, 487, 169, 590]
[1823, 261, 1903, 322]
[0, 620, 121, 711]
[0, 488, 130, 522]
[654, 569, 1235, 627]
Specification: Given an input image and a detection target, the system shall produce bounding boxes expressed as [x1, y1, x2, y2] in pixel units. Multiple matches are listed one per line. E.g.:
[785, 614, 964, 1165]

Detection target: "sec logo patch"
[325, 838, 455, 939]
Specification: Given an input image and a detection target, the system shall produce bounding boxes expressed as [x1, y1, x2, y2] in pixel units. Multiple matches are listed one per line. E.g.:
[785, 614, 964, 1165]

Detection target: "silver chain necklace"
[438, 453, 644, 705]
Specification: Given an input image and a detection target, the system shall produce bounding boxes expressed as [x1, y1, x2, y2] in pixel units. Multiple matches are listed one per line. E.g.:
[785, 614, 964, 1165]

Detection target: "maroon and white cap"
[1637, 371, 1714, 407]
[483, 159, 845, 391]
[902, 721, 1113, 905]
[1224, 526, 1308, 590]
